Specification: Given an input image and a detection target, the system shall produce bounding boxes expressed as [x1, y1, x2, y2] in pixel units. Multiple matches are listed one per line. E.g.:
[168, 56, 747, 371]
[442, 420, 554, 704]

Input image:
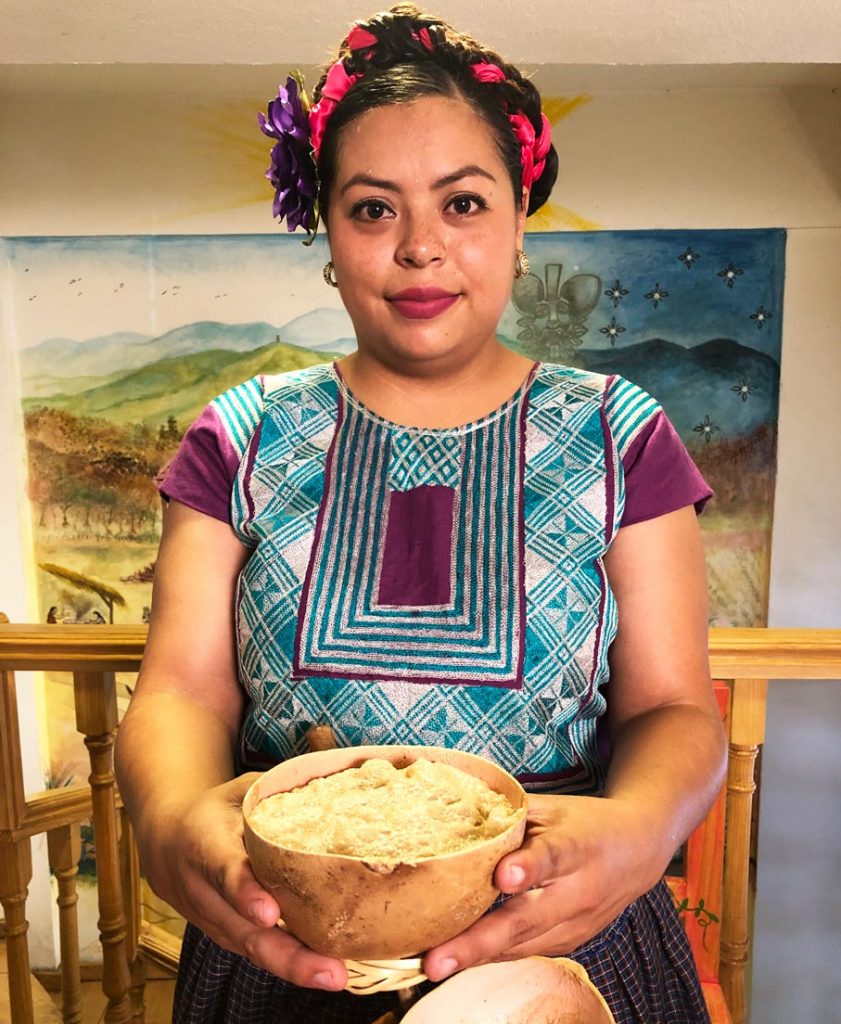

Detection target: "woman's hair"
[313, 3, 558, 225]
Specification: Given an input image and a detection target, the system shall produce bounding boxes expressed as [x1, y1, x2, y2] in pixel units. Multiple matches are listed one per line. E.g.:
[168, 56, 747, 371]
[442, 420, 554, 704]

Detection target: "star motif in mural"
[678, 246, 702, 269]
[750, 305, 773, 328]
[731, 379, 757, 402]
[599, 317, 626, 345]
[693, 415, 720, 443]
[717, 262, 744, 288]
[644, 283, 669, 308]
[604, 280, 629, 307]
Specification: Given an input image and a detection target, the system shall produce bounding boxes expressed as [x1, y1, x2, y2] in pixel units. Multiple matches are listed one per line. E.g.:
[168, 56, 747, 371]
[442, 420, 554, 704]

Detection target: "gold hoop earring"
[514, 249, 530, 280]
[323, 261, 338, 288]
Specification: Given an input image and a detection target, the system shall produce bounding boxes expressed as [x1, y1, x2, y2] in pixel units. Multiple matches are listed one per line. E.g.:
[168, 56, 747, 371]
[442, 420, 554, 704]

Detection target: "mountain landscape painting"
[3, 228, 784, 779]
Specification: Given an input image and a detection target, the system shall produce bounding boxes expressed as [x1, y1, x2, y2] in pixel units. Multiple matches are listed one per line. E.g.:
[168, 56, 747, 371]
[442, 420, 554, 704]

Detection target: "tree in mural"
[25, 407, 178, 541]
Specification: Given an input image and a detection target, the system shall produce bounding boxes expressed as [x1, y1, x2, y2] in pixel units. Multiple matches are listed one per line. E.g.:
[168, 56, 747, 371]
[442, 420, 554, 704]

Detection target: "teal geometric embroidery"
[211, 376, 264, 459]
[388, 429, 463, 491]
[603, 373, 660, 458]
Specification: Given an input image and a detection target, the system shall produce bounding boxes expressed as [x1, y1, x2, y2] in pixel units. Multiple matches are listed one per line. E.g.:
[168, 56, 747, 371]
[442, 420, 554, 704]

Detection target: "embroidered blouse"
[160, 361, 711, 794]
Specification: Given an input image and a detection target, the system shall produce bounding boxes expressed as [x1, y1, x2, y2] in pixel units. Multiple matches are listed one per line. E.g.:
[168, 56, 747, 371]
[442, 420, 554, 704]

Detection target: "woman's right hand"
[115, 502, 348, 990]
[138, 771, 349, 991]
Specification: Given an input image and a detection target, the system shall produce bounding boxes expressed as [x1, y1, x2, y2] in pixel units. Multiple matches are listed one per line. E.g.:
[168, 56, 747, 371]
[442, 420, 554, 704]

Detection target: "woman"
[115, 5, 727, 1022]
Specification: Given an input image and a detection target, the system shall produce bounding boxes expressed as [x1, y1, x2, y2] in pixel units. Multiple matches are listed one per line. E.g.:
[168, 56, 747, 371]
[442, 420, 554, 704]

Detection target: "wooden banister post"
[0, 836, 35, 1024]
[0, 664, 35, 1024]
[73, 670, 132, 1024]
[720, 676, 767, 1024]
[47, 822, 83, 1024]
[0, 668, 27, 833]
[119, 807, 147, 1022]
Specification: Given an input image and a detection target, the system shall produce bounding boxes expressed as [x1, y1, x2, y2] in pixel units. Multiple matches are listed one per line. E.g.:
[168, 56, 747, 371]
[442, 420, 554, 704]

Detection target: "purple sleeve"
[621, 411, 713, 527]
[158, 405, 241, 524]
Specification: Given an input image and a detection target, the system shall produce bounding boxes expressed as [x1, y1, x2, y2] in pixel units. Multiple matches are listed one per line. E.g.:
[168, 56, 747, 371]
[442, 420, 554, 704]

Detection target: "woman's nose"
[395, 212, 445, 269]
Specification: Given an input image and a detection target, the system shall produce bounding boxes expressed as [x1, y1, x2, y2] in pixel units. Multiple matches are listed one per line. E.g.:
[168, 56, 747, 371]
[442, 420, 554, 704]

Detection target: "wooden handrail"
[1, 624, 839, 675]
[708, 628, 841, 677]
[0, 624, 146, 672]
[1, 785, 94, 843]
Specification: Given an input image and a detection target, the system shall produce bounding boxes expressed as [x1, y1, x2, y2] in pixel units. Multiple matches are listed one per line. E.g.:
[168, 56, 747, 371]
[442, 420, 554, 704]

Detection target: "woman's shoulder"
[533, 361, 611, 393]
[210, 362, 337, 445]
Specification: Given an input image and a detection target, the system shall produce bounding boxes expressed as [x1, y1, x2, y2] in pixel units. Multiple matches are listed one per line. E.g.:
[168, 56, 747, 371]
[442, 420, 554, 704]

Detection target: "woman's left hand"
[423, 790, 664, 981]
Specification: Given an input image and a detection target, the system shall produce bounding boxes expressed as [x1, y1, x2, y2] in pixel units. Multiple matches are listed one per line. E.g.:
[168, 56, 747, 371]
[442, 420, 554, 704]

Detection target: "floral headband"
[258, 25, 552, 242]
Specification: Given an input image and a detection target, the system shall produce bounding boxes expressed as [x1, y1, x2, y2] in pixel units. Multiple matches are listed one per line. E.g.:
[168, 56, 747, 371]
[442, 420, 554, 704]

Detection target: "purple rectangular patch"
[377, 484, 454, 607]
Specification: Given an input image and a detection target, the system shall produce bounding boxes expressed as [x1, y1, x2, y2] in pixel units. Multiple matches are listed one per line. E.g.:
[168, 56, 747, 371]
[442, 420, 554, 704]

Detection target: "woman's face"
[326, 95, 527, 372]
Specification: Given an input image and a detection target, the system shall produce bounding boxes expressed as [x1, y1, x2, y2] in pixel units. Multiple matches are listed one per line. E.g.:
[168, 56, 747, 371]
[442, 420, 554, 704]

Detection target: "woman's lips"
[388, 288, 460, 320]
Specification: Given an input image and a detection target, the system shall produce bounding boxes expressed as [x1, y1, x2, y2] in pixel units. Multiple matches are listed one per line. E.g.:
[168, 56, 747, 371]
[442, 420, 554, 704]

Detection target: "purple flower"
[258, 76, 318, 235]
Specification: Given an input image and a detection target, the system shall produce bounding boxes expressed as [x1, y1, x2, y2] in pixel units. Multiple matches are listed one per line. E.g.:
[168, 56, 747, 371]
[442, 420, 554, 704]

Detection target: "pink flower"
[309, 61, 361, 158]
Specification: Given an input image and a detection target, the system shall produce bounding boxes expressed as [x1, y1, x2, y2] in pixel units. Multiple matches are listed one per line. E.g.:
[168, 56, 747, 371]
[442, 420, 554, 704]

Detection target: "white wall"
[755, 228, 841, 1020]
[1, 62, 839, 1015]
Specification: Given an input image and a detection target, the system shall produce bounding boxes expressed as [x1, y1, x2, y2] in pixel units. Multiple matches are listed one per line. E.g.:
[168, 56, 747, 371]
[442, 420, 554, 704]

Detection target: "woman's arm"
[115, 500, 348, 990]
[601, 504, 727, 875]
[423, 505, 727, 981]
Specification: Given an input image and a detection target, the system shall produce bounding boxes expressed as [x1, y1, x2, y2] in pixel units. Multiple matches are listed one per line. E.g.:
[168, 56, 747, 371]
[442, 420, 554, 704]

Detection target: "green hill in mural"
[24, 339, 335, 426]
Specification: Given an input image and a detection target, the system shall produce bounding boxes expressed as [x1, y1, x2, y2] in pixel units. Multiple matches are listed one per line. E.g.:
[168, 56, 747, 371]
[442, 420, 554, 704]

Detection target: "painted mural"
[3, 227, 784, 789]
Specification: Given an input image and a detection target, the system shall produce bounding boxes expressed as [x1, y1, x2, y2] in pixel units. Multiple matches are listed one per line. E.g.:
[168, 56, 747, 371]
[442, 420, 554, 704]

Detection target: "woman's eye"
[448, 194, 486, 215]
[353, 200, 392, 221]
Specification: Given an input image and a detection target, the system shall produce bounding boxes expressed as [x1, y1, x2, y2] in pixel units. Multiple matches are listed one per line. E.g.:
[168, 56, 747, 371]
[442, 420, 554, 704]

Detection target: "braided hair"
[313, 3, 558, 225]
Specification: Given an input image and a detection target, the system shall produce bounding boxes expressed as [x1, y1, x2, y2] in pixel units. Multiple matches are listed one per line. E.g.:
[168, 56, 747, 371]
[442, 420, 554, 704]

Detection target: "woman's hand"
[116, 502, 348, 990]
[425, 508, 727, 982]
[423, 790, 664, 981]
[138, 772, 349, 991]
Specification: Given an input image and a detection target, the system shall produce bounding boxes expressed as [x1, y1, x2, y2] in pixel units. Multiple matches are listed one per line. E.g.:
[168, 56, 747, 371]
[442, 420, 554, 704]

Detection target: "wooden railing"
[0, 624, 840, 1024]
[0, 625, 148, 1023]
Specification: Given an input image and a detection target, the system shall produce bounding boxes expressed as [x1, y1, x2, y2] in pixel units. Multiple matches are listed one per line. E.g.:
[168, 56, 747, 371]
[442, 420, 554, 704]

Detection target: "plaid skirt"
[172, 880, 710, 1024]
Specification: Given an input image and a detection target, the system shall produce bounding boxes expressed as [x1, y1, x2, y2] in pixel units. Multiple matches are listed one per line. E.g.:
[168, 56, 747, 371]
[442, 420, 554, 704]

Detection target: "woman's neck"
[336, 344, 536, 430]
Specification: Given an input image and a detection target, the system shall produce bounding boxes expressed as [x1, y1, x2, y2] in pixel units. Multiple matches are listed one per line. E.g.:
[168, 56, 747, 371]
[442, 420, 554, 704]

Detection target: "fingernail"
[435, 957, 459, 979]
[249, 899, 267, 923]
[507, 866, 526, 887]
[313, 971, 338, 989]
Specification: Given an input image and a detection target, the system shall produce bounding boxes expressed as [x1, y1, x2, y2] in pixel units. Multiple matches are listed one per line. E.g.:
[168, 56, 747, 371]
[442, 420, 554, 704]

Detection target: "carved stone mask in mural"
[512, 262, 601, 361]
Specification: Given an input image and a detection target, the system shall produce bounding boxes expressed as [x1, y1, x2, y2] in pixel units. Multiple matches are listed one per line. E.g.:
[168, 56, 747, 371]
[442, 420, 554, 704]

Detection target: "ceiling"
[4, 0, 841, 66]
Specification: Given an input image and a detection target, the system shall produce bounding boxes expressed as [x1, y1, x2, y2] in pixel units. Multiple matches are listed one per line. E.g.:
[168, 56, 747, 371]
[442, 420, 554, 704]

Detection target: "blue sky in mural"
[499, 228, 785, 360]
[4, 228, 784, 444]
[6, 228, 784, 359]
[3, 234, 336, 346]
[499, 229, 785, 442]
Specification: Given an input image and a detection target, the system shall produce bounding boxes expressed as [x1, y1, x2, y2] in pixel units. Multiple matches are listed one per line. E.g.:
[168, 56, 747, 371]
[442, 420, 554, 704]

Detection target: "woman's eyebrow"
[339, 164, 497, 196]
[432, 165, 497, 189]
[340, 173, 399, 195]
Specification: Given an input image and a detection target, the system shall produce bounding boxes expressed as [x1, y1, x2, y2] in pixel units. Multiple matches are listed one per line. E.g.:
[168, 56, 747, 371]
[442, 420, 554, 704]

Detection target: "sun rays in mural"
[180, 91, 598, 230]
[164, 100, 279, 221]
[527, 94, 600, 232]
